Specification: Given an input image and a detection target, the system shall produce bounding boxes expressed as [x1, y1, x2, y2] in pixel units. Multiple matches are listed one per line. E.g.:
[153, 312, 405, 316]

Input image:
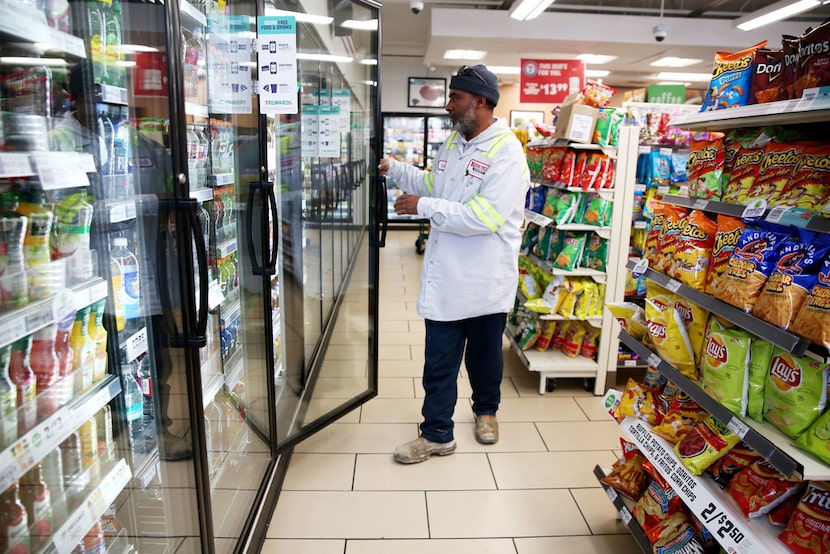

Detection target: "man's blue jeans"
[419, 312, 506, 443]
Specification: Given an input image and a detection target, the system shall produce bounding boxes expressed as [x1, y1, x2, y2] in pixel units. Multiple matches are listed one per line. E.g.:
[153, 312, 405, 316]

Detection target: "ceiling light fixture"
[296, 53, 353, 63]
[486, 65, 521, 75]
[509, 0, 556, 21]
[654, 71, 712, 82]
[341, 19, 378, 30]
[264, 8, 333, 25]
[443, 50, 487, 60]
[576, 54, 618, 65]
[734, 0, 820, 30]
[651, 57, 702, 67]
[585, 69, 610, 77]
[0, 56, 67, 66]
[360, 58, 378, 65]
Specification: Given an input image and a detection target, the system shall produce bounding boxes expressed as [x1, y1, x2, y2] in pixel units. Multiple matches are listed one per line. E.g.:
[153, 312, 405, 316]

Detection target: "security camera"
[653, 24, 668, 42]
[410, 0, 423, 14]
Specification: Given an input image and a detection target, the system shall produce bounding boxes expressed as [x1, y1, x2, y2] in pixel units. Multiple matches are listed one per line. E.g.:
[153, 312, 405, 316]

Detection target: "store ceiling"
[379, 0, 830, 89]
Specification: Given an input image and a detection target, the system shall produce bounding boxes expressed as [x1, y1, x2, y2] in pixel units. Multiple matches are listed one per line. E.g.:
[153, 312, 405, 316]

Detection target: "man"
[379, 64, 530, 464]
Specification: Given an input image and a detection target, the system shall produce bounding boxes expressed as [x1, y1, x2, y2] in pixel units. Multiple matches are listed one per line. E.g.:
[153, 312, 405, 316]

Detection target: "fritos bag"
[675, 415, 741, 476]
[701, 41, 767, 111]
[714, 224, 792, 313]
[753, 231, 830, 330]
[705, 214, 746, 295]
[674, 210, 717, 291]
[779, 481, 830, 554]
[657, 205, 689, 277]
[749, 48, 784, 104]
[726, 459, 804, 519]
[701, 318, 752, 417]
[645, 299, 697, 379]
[790, 256, 830, 348]
[793, 20, 830, 98]
[688, 133, 725, 200]
[764, 348, 830, 438]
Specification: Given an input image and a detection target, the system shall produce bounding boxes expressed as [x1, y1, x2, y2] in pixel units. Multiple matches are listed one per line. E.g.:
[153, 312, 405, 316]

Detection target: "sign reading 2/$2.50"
[520, 59, 585, 104]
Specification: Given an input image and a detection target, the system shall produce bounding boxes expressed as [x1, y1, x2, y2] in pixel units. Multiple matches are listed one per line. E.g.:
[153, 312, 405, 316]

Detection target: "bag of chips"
[645, 299, 698, 379]
[753, 231, 830, 330]
[574, 280, 597, 320]
[778, 481, 830, 554]
[616, 378, 659, 425]
[606, 302, 647, 340]
[600, 439, 648, 500]
[578, 193, 613, 227]
[720, 129, 753, 196]
[553, 232, 587, 272]
[794, 407, 830, 466]
[674, 210, 717, 291]
[518, 314, 541, 350]
[753, 140, 803, 206]
[652, 392, 708, 444]
[701, 41, 767, 111]
[688, 133, 725, 200]
[701, 318, 752, 417]
[581, 232, 608, 271]
[793, 20, 830, 98]
[747, 339, 774, 423]
[769, 143, 830, 211]
[551, 320, 570, 352]
[633, 477, 684, 535]
[580, 324, 600, 360]
[562, 322, 587, 358]
[714, 224, 792, 313]
[534, 319, 556, 352]
[706, 443, 761, 489]
[644, 202, 665, 269]
[790, 256, 830, 349]
[648, 512, 704, 554]
[705, 214, 747, 295]
[764, 348, 830, 438]
[542, 188, 580, 224]
[657, 205, 690, 277]
[542, 147, 566, 182]
[767, 489, 803, 527]
[780, 35, 800, 100]
[726, 459, 804, 519]
[576, 152, 606, 191]
[675, 415, 741, 476]
[749, 48, 785, 104]
[557, 277, 585, 318]
[672, 297, 709, 364]
[722, 141, 766, 204]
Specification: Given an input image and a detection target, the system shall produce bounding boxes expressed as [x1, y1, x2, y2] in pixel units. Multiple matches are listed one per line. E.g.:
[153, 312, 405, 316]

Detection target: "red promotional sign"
[133, 52, 169, 97]
[520, 59, 585, 104]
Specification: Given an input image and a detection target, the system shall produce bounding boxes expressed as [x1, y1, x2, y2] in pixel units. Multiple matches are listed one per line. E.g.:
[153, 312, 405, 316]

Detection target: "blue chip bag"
[701, 41, 767, 112]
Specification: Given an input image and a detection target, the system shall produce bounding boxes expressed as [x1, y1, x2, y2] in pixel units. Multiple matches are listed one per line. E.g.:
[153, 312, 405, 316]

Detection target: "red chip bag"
[767, 489, 803, 527]
[688, 133, 725, 200]
[706, 443, 761, 489]
[749, 48, 784, 104]
[794, 20, 830, 98]
[600, 439, 648, 500]
[726, 459, 804, 519]
[652, 392, 708, 444]
[779, 481, 830, 553]
[633, 478, 684, 535]
[722, 142, 765, 204]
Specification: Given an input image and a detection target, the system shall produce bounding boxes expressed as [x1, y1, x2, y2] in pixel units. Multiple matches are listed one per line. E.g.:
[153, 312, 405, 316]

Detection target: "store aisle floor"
[261, 230, 640, 553]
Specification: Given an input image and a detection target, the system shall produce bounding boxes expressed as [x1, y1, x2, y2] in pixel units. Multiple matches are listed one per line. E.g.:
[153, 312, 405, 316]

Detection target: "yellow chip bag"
[673, 297, 710, 364]
[607, 302, 647, 340]
[675, 415, 741, 476]
[575, 279, 595, 320]
[616, 378, 659, 425]
[674, 210, 717, 291]
[558, 278, 585, 318]
[646, 299, 697, 379]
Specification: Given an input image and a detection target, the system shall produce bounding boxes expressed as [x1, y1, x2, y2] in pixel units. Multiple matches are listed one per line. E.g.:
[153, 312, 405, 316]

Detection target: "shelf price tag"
[619, 507, 632, 525]
[665, 280, 681, 293]
[631, 258, 649, 279]
[727, 417, 750, 439]
[647, 353, 662, 368]
[692, 199, 708, 210]
[741, 199, 767, 221]
[765, 205, 791, 224]
[123, 327, 148, 363]
[605, 485, 618, 503]
[31, 152, 91, 190]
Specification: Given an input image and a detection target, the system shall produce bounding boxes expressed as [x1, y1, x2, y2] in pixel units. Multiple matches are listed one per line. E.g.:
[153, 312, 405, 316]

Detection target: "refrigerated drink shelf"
[52, 458, 133, 553]
[180, 0, 208, 27]
[0, 153, 35, 178]
[0, 4, 86, 57]
[0, 375, 121, 494]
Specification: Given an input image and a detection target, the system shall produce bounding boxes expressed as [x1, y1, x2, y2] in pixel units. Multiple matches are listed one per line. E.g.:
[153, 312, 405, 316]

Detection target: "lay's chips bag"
[763, 348, 830, 438]
[701, 318, 752, 417]
[645, 298, 697, 379]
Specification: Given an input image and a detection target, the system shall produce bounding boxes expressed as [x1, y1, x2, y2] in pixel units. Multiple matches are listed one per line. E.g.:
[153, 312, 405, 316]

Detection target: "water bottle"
[120, 363, 143, 450]
[136, 355, 153, 421]
[97, 111, 115, 176]
[183, 27, 205, 102]
[111, 238, 141, 323]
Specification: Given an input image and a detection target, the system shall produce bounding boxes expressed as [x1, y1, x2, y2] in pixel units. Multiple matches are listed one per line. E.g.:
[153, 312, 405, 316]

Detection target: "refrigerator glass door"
[264, 0, 381, 448]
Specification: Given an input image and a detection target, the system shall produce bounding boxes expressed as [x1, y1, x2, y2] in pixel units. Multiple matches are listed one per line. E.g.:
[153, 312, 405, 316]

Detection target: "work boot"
[475, 414, 499, 444]
[159, 430, 193, 461]
[393, 436, 456, 464]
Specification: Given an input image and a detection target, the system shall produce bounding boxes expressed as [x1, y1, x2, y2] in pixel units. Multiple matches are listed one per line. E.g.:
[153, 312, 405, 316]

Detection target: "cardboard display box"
[553, 103, 599, 144]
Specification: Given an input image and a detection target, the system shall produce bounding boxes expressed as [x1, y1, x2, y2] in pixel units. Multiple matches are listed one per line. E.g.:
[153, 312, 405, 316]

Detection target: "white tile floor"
[261, 231, 641, 553]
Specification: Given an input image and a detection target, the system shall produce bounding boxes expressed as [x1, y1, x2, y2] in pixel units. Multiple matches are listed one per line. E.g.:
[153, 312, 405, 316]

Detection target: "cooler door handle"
[265, 181, 278, 275]
[246, 181, 264, 275]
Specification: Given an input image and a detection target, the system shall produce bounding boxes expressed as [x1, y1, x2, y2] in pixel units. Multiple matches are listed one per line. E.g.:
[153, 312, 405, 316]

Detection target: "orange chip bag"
[752, 140, 802, 206]
[769, 142, 830, 210]
[674, 210, 717, 291]
[651, 392, 708, 444]
[722, 142, 765, 204]
[675, 415, 741, 476]
[600, 439, 648, 500]
[779, 481, 830, 554]
[727, 459, 804, 519]
[615, 378, 658, 425]
[791, 256, 830, 348]
[645, 202, 665, 269]
[688, 133, 724, 200]
[705, 215, 746, 295]
[657, 205, 689, 277]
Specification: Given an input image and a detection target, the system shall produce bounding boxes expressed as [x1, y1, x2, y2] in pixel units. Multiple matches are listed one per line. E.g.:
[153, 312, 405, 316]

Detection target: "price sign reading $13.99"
[520, 59, 585, 104]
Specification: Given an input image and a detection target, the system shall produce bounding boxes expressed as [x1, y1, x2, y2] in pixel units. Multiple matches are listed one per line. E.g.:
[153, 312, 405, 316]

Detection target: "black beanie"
[449, 64, 499, 107]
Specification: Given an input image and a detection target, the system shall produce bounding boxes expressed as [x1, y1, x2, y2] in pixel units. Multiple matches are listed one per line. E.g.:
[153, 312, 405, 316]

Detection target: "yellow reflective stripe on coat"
[424, 171, 435, 195]
[50, 127, 79, 152]
[485, 133, 513, 158]
[444, 131, 458, 150]
[467, 194, 504, 232]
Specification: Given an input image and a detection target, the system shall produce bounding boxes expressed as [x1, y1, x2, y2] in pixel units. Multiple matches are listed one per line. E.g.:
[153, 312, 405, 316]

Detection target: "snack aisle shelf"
[512, 125, 640, 395]
[620, 417, 790, 554]
[669, 96, 830, 132]
[593, 465, 652, 553]
[618, 330, 830, 481]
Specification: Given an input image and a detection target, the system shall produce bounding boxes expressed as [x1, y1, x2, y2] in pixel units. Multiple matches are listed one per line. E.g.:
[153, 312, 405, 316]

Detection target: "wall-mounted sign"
[647, 84, 686, 104]
[520, 59, 584, 104]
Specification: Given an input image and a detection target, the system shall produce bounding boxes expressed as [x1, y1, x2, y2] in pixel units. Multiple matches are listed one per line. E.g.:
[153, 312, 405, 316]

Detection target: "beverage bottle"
[30, 324, 61, 416]
[15, 190, 53, 269]
[214, 193, 225, 238]
[41, 448, 68, 528]
[0, 215, 27, 277]
[19, 463, 52, 552]
[78, 417, 100, 482]
[54, 317, 75, 405]
[0, 482, 29, 553]
[94, 405, 115, 464]
[209, 119, 221, 172]
[135, 355, 153, 421]
[87, 300, 108, 382]
[9, 336, 36, 436]
[97, 110, 116, 176]
[104, 0, 124, 88]
[0, 346, 17, 448]
[82, 518, 105, 553]
[70, 307, 95, 394]
[45, 0, 73, 33]
[108, 255, 126, 331]
[88, 2, 107, 83]
[60, 432, 85, 511]
[111, 238, 141, 323]
[183, 27, 206, 102]
[121, 363, 143, 450]
[186, 123, 198, 181]
[51, 191, 93, 264]
[196, 125, 209, 183]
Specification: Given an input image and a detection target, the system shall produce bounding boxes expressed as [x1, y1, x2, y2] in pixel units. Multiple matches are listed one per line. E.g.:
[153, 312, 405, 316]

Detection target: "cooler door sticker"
[257, 16, 298, 114]
[209, 15, 254, 114]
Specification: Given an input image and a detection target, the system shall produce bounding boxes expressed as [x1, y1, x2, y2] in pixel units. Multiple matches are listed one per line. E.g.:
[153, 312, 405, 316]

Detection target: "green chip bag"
[763, 348, 829, 438]
[747, 340, 773, 422]
[793, 409, 830, 466]
[578, 193, 613, 226]
[701, 318, 751, 417]
[552, 232, 587, 272]
[581, 232, 608, 271]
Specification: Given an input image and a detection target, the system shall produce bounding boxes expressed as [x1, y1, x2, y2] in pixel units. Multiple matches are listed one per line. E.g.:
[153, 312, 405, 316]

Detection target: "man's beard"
[452, 101, 478, 137]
